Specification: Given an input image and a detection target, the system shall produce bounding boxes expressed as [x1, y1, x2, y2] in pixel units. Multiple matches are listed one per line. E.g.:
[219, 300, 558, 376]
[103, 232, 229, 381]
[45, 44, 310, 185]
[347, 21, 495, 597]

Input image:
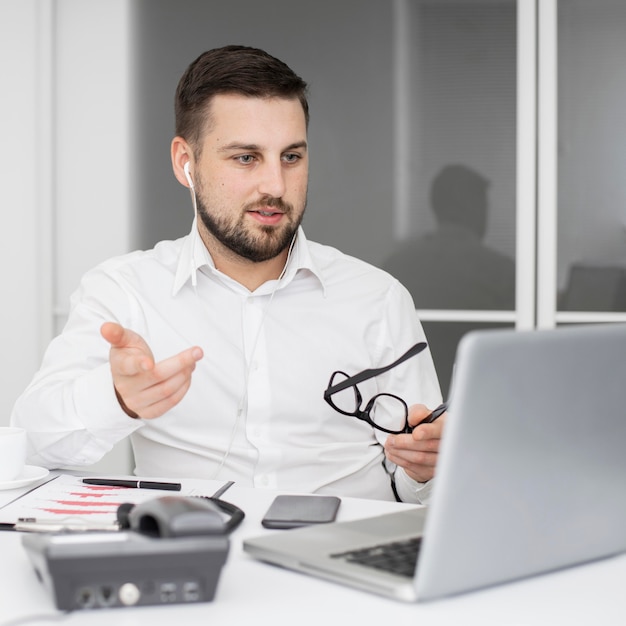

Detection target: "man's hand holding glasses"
[384, 401, 447, 484]
[323, 342, 447, 485]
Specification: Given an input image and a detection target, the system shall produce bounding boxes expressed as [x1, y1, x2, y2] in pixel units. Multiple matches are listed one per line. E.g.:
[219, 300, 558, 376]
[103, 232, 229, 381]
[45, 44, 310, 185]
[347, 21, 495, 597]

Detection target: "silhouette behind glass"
[383, 164, 515, 396]
[384, 164, 515, 311]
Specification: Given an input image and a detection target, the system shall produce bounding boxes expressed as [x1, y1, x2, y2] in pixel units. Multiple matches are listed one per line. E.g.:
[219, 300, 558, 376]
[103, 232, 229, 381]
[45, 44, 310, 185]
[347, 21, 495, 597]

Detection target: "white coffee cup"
[0, 427, 27, 482]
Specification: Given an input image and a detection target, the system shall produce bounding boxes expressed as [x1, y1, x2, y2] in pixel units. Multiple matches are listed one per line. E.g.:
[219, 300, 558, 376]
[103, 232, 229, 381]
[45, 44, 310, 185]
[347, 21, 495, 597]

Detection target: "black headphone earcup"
[117, 502, 135, 529]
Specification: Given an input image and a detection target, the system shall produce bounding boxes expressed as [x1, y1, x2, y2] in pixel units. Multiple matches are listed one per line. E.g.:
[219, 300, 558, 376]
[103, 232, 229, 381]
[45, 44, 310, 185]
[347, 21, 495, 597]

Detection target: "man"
[12, 45, 444, 503]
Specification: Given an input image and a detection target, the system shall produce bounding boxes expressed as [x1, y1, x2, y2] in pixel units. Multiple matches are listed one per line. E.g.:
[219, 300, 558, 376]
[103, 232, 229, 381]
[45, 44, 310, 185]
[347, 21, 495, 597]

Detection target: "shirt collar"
[172, 221, 326, 296]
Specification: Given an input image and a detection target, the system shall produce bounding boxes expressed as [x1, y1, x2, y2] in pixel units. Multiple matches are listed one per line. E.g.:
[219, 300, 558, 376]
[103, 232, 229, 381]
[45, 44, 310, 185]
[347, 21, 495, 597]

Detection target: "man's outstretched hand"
[101, 322, 204, 419]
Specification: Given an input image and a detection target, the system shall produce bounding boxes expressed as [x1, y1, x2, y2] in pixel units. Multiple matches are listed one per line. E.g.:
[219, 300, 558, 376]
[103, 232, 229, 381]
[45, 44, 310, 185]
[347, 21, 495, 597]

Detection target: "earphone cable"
[210, 231, 297, 480]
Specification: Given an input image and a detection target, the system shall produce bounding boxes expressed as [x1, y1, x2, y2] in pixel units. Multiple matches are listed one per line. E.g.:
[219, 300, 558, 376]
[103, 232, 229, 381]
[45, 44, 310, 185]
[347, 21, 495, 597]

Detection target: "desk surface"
[1, 477, 624, 626]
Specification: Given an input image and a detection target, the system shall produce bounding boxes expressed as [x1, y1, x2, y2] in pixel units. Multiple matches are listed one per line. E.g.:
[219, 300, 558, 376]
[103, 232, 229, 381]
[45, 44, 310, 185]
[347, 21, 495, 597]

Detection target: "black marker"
[418, 402, 448, 426]
[82, 478, 182, 491]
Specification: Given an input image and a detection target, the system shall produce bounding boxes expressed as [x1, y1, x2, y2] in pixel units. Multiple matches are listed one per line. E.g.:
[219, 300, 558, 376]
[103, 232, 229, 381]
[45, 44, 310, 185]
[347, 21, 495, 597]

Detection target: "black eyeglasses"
[323, 342, 428, 435]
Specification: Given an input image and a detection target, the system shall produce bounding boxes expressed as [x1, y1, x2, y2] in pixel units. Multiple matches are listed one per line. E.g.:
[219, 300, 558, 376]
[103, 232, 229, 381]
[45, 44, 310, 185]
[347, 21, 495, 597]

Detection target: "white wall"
[0, 0, 47, 425]
[54, 0, 134, 331]
[0, 0, 133, 473]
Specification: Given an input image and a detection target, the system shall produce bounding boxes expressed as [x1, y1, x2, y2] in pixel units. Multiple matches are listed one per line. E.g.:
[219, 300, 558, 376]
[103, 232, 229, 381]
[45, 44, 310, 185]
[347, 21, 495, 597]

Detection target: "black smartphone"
[261, 494, 341, 529]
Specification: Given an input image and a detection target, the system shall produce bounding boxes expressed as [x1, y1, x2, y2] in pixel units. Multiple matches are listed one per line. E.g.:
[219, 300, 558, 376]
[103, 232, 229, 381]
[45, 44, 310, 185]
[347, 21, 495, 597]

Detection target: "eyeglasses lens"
[329, 372, 360, 413]
[367, 394, 408, 434]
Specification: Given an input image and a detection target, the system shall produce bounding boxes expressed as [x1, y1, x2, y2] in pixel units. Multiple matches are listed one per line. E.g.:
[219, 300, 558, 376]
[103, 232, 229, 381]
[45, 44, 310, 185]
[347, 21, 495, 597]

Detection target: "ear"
[171, 137, 194, 188]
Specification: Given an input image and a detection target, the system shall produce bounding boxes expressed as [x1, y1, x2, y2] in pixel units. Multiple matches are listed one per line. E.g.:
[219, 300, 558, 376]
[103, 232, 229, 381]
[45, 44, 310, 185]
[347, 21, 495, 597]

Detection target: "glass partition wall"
[541, 0, 626, 326]
[388, 0, 521, 395]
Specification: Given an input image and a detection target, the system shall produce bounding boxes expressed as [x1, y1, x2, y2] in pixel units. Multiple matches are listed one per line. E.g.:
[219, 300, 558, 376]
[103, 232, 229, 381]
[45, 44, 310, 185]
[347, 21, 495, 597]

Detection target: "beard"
[196, 194, 306, 263]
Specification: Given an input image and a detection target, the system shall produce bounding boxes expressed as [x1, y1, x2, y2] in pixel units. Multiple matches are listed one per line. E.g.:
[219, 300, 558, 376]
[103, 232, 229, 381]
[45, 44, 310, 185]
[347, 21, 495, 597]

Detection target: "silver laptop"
[243, 324, 626, 601]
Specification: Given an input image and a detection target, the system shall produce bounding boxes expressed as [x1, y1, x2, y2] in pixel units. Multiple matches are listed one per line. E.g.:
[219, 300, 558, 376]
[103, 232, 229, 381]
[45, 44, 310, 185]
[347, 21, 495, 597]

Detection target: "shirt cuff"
[394, 467, 434, 505]
[74, 363, 145, 433]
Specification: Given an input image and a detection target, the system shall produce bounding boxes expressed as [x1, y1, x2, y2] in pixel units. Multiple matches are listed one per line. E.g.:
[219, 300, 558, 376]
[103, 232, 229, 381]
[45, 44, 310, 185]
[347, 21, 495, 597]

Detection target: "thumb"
[101, 322, 154, 374]
[407, 403, 432, 427]
[101, 322, 143, 350]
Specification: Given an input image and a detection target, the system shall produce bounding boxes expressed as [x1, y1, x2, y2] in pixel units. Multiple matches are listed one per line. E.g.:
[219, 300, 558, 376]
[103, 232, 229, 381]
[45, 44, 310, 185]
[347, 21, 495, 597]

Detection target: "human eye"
[282, 152, 302, 164]
[235, 154, 256, 165]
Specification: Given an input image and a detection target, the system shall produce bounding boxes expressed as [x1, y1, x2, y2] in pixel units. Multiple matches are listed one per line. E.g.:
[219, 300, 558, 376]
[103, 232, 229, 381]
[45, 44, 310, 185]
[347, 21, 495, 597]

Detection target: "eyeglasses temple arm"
[324, 341, 428, 396]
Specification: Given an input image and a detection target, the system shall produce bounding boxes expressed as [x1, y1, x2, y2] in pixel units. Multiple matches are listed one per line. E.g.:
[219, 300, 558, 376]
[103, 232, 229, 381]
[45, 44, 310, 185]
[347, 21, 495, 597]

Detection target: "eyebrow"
[218, 141, 308, 154]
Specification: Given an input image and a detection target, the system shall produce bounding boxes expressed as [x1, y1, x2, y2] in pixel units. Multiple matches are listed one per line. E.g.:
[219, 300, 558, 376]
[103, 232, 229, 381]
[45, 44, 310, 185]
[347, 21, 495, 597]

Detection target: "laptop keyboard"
[331, 537, 422, 578]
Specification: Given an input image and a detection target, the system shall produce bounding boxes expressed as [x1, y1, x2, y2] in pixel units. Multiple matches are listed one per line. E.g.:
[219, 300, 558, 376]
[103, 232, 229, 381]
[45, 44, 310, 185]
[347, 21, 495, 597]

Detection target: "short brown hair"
[175, 45, 309, 151]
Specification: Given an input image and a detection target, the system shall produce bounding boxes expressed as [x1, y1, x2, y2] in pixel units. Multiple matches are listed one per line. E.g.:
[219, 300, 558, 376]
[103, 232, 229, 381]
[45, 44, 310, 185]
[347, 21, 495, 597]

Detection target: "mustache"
[244, 197, 293, 214]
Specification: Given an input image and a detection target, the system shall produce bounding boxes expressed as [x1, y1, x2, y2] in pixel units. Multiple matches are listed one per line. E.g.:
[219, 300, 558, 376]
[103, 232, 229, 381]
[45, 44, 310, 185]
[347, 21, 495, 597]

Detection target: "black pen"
[211, 480, 235, 499]
[418, 402, 448, 425]
[82, 478, 182, 491]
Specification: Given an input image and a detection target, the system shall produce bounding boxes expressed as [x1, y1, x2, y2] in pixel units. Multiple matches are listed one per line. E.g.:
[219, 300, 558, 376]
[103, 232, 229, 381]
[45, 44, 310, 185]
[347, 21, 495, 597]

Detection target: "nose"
[257, 159, 286, 198]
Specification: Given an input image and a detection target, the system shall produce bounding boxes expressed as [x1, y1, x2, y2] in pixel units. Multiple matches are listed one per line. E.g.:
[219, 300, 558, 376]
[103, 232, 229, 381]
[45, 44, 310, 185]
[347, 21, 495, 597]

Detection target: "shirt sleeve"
[374, 278, 443, 504]
[10, 264, 143, 469]
[394, 467, 435, 505]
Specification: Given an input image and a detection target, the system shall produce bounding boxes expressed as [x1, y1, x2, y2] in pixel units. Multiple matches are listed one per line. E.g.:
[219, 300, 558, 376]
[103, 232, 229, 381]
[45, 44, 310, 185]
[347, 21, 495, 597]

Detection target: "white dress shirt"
[12, 223, 442, 502]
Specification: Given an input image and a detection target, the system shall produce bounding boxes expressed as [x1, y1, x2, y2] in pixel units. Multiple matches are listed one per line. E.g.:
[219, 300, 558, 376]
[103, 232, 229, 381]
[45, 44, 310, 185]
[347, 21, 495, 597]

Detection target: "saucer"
[0, 465, 50, 490]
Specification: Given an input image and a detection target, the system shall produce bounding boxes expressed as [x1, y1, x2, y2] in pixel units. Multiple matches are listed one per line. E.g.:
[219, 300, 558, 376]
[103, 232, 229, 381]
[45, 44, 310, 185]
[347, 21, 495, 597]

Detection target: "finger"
[110, 345, 154, 377]
[384, 445, 439, 483]
[115, 349, 201, 400]
[388, 449, 439, 470]
[102, 323, 155, 375]
[385, 437, 440, 464]
[115, 348, 203, 418]
[407, 403, 432, 427]
[386, 432, 441, 456]
[101, 322, 138, 349]
[412, 415, 446, 441]
[125, 369, 195, 420]
[143, 346, 204, 384]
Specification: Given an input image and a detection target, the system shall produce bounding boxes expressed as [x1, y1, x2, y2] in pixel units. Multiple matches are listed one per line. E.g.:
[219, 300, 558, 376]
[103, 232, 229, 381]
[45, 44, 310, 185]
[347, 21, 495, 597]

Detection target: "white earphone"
[183, 161, 194, 189]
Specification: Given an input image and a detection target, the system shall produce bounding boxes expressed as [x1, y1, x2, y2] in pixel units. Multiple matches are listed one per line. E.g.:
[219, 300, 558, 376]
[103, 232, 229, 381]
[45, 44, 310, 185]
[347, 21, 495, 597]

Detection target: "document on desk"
[0, 474, 217, 531]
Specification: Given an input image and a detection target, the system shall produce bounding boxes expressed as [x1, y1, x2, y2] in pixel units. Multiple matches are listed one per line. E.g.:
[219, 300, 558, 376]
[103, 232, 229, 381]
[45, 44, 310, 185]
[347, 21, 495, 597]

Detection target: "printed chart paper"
[0, 474, 198, 530]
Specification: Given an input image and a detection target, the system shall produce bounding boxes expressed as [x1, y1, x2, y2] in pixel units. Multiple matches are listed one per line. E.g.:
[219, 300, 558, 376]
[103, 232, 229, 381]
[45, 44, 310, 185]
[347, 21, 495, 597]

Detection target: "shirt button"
[257, 475, 269, 487]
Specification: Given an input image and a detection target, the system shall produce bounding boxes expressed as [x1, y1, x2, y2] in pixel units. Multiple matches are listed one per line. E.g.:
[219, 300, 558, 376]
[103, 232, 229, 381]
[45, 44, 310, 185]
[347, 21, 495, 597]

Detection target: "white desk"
[1, 477, 624, 626]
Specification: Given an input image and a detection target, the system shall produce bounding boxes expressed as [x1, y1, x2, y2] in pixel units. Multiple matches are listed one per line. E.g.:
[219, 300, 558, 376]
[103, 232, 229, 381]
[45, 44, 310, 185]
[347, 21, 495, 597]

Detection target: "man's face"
[193, 94, 309, 263]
